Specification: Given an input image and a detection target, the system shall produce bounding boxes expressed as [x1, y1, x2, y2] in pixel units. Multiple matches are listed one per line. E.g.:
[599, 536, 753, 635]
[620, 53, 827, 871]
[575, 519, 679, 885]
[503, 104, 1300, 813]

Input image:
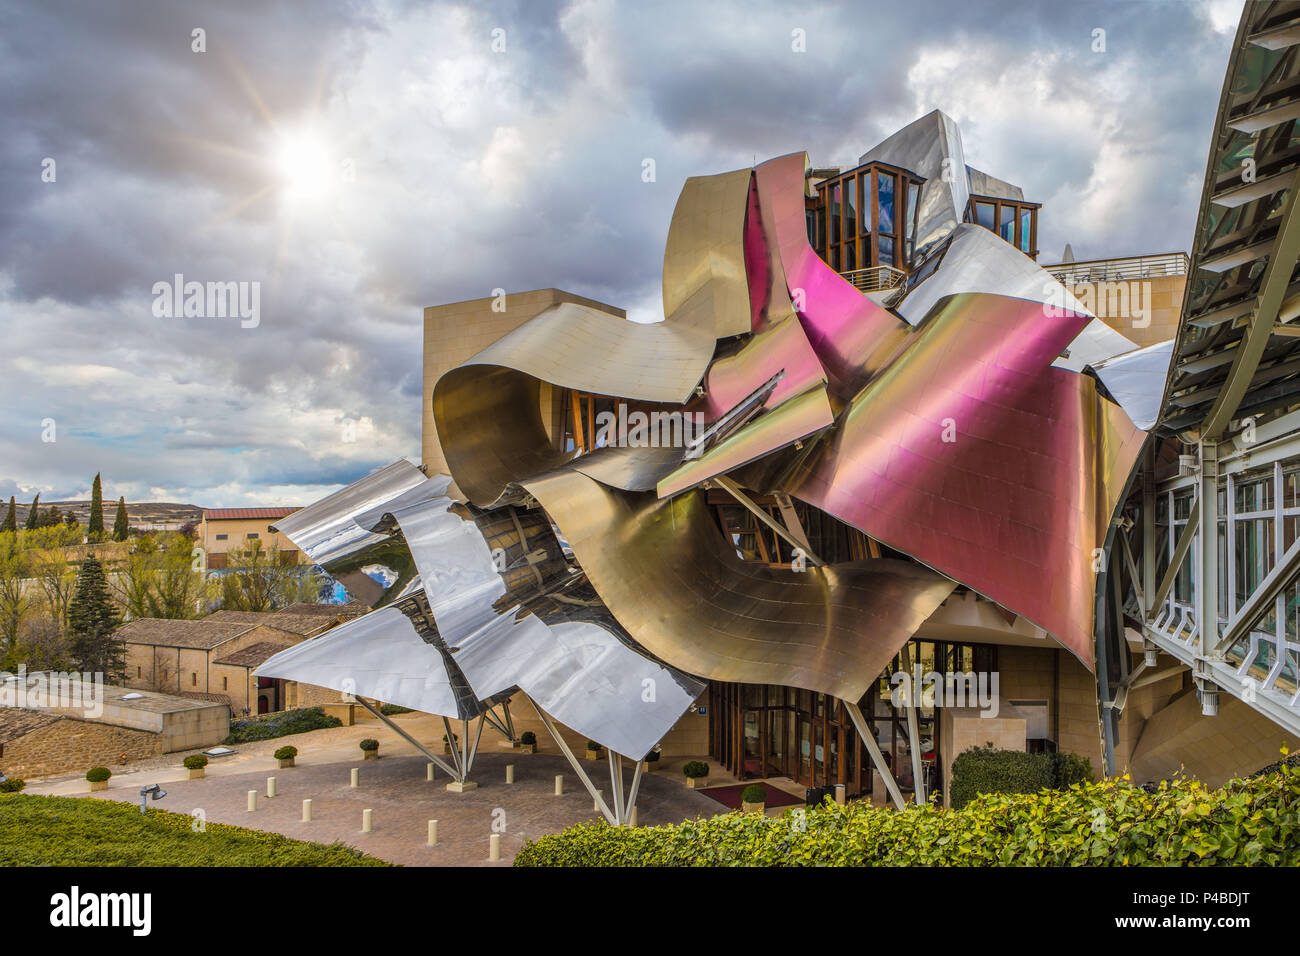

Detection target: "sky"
[0, 0, 1245, 507]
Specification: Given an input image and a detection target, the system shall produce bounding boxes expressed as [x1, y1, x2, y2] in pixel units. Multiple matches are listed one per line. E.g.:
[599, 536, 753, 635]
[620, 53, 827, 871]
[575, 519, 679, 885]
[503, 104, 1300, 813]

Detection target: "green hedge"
[949, 747, 1095, 810]
[515, 760, 1300, 867]
[224, 707, 342, 744]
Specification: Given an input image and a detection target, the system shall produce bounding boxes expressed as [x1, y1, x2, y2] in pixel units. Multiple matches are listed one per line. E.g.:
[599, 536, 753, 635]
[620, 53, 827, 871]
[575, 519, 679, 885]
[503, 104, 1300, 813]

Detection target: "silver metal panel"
[1089, 340, 1175, 431]
[254, 605, 467, 719]
[375, 494, 705, 758]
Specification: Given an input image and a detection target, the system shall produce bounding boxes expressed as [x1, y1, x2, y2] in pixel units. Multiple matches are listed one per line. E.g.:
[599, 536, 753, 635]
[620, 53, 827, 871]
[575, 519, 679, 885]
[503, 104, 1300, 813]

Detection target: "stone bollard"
[362, 808, 373, 833]
[267, 776, 277, 799]
[489, 833, 501, 862]
[554, 774, 563, 796]
[834, 784, 846, 806]
[630, 807, 638, 828]
[247, 790, 257, 812]
[427, 819, 438, 846]
[505, 764, 514, 785]
[302, 799, 313, 822]
[350, 767, 359, 788]
[427, 762, 434, 782]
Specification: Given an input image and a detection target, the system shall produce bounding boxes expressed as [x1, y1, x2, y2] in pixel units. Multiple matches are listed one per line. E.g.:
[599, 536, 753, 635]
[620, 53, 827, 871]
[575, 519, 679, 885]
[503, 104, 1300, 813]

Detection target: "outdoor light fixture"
[138, 783, 167, 814]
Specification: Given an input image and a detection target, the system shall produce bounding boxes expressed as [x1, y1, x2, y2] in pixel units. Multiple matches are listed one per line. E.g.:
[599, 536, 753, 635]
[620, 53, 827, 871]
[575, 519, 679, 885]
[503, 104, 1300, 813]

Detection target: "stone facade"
[0, 715, 160, 779]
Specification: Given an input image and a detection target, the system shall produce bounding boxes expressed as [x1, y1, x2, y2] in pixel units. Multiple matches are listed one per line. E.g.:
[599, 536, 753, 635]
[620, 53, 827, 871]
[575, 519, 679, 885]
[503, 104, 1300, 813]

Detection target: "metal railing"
[1043, 252, 1189, 286]
[838, 265, 907, 294]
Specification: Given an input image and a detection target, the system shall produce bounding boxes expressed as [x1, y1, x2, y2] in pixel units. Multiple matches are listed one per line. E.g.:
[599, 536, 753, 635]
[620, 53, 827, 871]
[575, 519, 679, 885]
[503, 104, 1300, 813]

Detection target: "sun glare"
[274, 130, 334, 204]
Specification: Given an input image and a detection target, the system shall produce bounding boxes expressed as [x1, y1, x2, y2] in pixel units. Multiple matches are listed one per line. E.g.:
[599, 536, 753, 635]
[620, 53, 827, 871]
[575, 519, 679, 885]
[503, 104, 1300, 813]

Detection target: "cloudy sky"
[0, 0, 1243, 507]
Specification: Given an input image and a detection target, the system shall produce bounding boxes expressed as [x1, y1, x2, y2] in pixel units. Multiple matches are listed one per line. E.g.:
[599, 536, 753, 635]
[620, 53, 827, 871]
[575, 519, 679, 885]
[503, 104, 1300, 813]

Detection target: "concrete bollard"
[427, 762, 434, 782]
[247, 790, 257, 812]
[350, 767, 359, 788]
[593, 788, 603, 812]
[267, 776, 277, 799]
[505, 764, 514, 785]
[630, 807, 638, 827]
[834, 784, 846, 806]
[554, 774, 563, 796]
[489, 833, 501, 862]
[362, 808, 373, 833]
[427, 819, 438, 846]
[302, 799, 312, 822]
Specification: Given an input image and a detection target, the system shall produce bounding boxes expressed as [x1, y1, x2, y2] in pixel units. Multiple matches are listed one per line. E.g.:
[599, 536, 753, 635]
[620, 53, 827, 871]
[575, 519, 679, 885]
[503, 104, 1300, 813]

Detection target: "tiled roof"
[116, 618, 259, 649]
[206, 605, 360, 637]
[214, 641, 294, 669]
[0, 708, 62, 744]
[202, 508, 300, 520]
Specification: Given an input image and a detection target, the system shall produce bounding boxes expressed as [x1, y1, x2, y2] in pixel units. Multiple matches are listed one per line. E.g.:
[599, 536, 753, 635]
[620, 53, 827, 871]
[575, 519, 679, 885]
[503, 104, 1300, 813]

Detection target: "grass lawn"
[0, 794, 394, 866]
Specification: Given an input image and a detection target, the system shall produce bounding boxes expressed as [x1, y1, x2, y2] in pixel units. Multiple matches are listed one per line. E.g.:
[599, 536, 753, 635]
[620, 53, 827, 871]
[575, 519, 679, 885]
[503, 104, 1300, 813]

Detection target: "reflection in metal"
[1089, 340, 1175, 431]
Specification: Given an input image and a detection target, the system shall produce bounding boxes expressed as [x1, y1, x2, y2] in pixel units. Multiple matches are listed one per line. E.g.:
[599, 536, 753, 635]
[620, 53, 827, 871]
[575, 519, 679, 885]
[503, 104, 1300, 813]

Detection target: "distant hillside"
[10, 500, 202, 530]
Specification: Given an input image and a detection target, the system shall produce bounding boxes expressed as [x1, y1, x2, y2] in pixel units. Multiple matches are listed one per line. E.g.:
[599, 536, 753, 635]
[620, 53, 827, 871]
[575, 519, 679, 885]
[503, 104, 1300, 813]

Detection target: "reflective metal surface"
[1089, 340, 1175, 431]
[523, 468, 956, 700]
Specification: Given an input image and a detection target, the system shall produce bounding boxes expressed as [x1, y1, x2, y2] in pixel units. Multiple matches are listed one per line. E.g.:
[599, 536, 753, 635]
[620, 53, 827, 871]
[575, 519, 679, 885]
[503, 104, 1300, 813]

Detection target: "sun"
[274, 130, 335, 204]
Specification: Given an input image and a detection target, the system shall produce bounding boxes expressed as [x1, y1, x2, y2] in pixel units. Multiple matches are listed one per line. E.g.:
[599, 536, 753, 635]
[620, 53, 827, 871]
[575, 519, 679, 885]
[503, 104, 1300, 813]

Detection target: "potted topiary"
[683, 760, 709, 789]
[86, 766, 111, 792]
[443, 733, 459, 755]
[360, 738, 379, 760]
[585, 739, 603, 761]
[519, 731, 537, 754]
[741, 783, 767, 813]
[183, 754, 208, 779]
[0, 777, 26, 794]
[642, 748, 661, 773]
[275, 745, 297, 769]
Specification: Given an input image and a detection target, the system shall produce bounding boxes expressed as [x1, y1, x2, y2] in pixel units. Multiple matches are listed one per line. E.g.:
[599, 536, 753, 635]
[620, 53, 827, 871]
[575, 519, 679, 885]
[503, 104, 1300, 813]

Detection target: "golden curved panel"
[521, 468, 956, 701]
[662, 167, 755, 339]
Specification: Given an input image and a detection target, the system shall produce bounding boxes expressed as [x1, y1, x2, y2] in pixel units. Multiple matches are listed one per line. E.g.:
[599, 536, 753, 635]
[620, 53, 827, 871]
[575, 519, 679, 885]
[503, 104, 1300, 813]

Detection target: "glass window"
[878, 234, 895, 267]
[1235, 471, 1274, 513]
[246, 532, 259, 539]
[1000, 204, 1016, 243]
[1284, 465, 1300, 508]
[1236, 517, 1276, 625]
[862, 174, 873, 234]
[877, 173, 895, 235]
[806, 209, 817, 246]
[215, 533, 228, 541]
[1020, 208, 1032, 253]
[975, 201, 995, 231]
[844, 241, 856, 271]
[845, 178, 857, 239]
[831, 183, 842, 244]
[829, 246, 840, 271]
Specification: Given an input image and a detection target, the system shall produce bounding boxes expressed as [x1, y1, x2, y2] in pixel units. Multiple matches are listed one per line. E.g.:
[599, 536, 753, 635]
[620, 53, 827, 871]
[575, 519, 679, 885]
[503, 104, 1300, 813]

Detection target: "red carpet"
[698, 782, 803, 810]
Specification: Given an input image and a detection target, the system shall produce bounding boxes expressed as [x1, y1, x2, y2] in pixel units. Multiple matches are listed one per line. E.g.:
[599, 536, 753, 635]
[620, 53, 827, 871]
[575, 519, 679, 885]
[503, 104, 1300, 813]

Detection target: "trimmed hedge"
[85, 767, 111, 783]
[182, 755, 208, 771]
[379, 704, 412, 716]
[274, 746, 298, 761]
[515, 761, 1300, 867]
[741, 784, 767, 804]
[0, 778, 26, 793]
[224, 707, 342, 744]
[520, 731, 536, 746]
[949, 747, 1095, 810]
[359, 738, 379, 752]
[682, 761, 709, 779]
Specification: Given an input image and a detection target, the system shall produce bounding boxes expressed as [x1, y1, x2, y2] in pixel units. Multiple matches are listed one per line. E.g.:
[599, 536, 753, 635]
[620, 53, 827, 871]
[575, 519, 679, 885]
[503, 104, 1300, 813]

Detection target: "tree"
[1, 497, 14, 534]
[39, 505, 62, 528]
[88, 474, 104, 540]
[24, 494, 39, 531]
[112, 496, 129, 541]
[0, 539, 30, 656]
[67, 556, 124, 680]
[219, 539, 323, 611]
[114, 533, 212, 620]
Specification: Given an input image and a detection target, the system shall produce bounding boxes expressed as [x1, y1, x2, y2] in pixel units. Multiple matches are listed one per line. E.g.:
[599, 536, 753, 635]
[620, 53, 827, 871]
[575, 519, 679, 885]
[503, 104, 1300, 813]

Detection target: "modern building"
[198, 507, 302, 569]
[257, 1, 1300, 821]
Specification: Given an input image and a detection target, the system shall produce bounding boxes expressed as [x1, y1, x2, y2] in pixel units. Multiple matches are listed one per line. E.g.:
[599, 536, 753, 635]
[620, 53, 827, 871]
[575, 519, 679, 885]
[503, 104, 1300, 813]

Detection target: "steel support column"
[844, 701, 905, 810]
[355, 698, 460, 779]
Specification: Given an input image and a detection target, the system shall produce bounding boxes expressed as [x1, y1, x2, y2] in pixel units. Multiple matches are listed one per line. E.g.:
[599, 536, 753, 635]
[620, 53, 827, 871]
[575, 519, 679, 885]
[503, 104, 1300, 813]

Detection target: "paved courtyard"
[84, 751, 721, 866]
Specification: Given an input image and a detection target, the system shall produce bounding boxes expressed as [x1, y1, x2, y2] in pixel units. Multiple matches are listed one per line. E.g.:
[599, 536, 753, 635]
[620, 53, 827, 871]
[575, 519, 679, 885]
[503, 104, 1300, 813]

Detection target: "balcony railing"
[838, 265, 907, 294]
[1043, 252, 1189, 285]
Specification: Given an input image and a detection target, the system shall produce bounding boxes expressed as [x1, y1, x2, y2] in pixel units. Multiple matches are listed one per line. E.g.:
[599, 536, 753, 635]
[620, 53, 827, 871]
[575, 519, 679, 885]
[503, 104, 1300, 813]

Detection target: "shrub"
[519, 731, 536, 745]
[682, 760, 709, 779]
[379, 704, 412, 716]
[86, 767, 111, 783]
[643, 749, 660, 762]
[741, 784, 766, 804]
[359, 738, 379, 752]
[586, 740, 601, 752]
[0, 778, 25, 793]
[182, 755, 208, 771]
[274, 746, 298, 761]
[515, 760, 1300, 867]
[224, 707, 341, 744]
[948, 747, 1095, 810]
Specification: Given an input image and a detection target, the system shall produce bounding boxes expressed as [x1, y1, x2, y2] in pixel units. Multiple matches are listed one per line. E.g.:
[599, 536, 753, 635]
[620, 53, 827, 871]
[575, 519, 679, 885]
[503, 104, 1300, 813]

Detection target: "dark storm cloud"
[0, 0, 1242, 505]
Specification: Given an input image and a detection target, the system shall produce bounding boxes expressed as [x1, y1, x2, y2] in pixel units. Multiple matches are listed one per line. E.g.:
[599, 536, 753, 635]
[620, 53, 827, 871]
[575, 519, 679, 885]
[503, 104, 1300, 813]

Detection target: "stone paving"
[88, 751, 722, 866]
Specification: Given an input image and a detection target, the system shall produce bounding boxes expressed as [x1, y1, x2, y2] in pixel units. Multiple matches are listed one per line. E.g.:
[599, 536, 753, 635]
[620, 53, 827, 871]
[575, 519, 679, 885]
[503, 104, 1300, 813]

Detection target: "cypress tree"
[1, 496, 14, 533]
[67, 556, 124, 680]
[112, 496, 129, 541]
[88, 473, 104, 540]
[24, 494, 39, 530]
[41, 505, 63, 528]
